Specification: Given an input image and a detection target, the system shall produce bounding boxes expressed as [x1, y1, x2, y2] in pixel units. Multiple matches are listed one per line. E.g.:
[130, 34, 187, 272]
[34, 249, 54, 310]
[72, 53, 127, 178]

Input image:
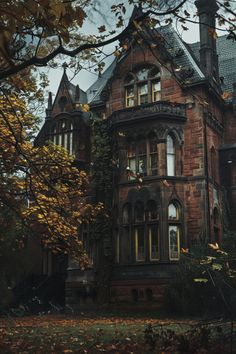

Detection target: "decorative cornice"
[110, 101, 186, 126]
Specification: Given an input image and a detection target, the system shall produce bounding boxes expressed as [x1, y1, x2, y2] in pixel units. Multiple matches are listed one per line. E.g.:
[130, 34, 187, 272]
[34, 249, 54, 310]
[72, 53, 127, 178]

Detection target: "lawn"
[0, 313, 235, 353]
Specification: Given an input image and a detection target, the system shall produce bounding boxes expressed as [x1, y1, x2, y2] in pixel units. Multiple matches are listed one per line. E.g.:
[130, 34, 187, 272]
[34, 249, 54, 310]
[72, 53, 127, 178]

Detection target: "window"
[147, 200, 159, 261]
[51, 120, 74, 155]
[125, 66, 161, 107]
[127, 138, 158, 179]
[138, 83, 148, 104]
[120, 204, 131, 264]
[168, 202, 181, 260]
[126, 86, 135, 107]
[134, 201, 145, 261]
[118, 200, 159, 264]
[167, 135, 175, 176]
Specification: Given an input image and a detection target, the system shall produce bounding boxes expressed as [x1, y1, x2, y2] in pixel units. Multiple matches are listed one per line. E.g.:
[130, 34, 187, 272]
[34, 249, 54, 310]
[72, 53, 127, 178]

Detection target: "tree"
[0, 0, 235, 284]
[0, 0, 235, 81]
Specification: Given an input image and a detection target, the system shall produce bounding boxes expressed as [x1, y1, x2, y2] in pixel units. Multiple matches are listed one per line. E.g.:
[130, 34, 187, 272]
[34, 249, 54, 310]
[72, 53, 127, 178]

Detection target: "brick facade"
[36, 5, 236, 309]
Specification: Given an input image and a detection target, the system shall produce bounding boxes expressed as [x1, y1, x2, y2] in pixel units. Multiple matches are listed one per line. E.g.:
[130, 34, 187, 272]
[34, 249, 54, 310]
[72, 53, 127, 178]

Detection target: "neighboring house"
[36, 1, 236, 310]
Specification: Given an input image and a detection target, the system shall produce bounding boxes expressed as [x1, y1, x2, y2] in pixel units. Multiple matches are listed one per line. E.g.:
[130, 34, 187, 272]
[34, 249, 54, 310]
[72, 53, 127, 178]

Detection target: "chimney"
[195, 0, 219, 82]
[45, 91, 52, 119]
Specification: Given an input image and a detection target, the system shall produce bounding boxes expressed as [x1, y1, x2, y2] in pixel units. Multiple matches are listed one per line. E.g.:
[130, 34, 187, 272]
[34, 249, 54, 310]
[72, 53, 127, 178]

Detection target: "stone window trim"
[166, 134, 176, 177]
[126, 136, 158, 179]
[51, 118, 74, 155]
[168, 200, 182, 261]
[118, 200, 160, 264]
[124, 65, 161, 108]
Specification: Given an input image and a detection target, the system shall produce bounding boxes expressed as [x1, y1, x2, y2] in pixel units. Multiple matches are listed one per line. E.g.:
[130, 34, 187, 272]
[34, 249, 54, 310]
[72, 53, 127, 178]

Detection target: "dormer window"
[125, 66, 161, 107]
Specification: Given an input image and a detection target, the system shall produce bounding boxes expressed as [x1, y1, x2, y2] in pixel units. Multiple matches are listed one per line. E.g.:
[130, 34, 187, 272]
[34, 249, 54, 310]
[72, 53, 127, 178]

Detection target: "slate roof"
[86, 27, 236, 103]
[86, 59, 117, 104]
[190, 35, 236, 93]
[158, 25, 205, 83]
[86, 25, 206, 104]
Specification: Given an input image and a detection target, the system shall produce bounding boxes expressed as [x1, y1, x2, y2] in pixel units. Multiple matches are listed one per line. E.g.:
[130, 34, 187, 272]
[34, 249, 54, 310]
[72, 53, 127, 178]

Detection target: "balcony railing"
[110, 101, 186, 126]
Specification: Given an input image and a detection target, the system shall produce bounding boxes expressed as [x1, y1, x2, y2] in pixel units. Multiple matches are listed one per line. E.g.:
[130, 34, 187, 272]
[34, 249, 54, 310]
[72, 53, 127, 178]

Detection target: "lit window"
[167, 135, 175, 176]
[149, 224, 159, 260]
[168, 203, 180, 260]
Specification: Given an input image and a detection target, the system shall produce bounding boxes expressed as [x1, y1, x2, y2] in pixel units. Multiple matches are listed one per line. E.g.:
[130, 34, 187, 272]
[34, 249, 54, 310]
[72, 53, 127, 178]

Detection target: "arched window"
[168, 202, 181, 260]
[51, 120, 74, 155]
[147, 200, 159, 261]
[134, 201, 145, 261]
[125, 65, 161, 107]
[120, 203, 131, 264]
[122, 203, 131, 224]
[167, 135, 175, 176]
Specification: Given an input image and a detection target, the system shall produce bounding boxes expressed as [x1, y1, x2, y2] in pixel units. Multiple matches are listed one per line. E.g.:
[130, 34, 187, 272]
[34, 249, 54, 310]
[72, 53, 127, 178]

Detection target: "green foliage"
[165, 243, 236, 316]
[91, 114, 113, 205]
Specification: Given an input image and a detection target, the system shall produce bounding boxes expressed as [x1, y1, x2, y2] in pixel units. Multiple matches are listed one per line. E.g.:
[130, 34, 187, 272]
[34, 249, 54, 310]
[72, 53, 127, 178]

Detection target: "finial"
[45, 91, 53, 119]
[47, 91, 52, 109]
[74, 85, 81, 110]
[62, 62, 68, 73]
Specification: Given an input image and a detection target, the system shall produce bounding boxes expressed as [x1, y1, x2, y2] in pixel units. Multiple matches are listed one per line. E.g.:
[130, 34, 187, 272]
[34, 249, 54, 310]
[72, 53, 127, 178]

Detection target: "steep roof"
[86, 27, 236, 103]
[86, 59, 117, 104]
[190, 35, 236, 93]
[86, 25, 206, 104]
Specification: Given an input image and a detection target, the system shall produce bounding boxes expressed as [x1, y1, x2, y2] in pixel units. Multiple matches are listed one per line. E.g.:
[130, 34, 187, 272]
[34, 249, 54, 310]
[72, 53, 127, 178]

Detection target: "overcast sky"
[45, 0, 226, 99]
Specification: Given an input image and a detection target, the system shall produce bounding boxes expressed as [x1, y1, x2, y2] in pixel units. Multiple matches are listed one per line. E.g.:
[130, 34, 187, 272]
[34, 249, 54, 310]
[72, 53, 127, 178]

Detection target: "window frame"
[168, 202, 181, 261]
[124, 66, 161, 108]
[167, 134, 176, 176]
[51, 120, 74, 155]
[126, 138, 158, 179]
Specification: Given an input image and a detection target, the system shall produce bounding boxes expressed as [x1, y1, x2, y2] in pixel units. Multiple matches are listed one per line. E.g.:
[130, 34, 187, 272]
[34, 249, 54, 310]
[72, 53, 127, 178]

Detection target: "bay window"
[127, 138, 158, 179]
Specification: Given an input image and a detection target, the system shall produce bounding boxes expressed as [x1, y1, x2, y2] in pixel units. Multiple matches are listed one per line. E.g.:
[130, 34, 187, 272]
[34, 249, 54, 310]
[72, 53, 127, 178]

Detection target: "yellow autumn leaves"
[0, 92, 101, 263]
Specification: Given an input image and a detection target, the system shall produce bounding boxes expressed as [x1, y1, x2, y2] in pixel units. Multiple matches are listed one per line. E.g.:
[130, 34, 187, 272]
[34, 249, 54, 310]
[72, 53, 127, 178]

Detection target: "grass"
[0, 313, 235, 353]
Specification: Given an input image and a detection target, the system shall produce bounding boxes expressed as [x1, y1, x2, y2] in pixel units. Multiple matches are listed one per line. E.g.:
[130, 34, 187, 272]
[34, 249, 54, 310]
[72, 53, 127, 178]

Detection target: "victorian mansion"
[36, 1, 236, 309]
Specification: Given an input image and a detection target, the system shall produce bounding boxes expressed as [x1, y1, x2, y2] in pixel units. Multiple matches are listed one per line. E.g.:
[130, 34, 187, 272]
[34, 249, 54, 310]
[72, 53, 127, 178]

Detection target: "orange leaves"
[0, 92, 100, 264]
